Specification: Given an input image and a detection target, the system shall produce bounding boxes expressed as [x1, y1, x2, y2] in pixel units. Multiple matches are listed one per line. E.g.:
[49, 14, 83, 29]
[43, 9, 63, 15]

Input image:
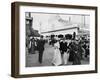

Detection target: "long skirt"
[42, 45, 54, 65]
[63, 52, 69, 65]
[52, 49, 62, 66]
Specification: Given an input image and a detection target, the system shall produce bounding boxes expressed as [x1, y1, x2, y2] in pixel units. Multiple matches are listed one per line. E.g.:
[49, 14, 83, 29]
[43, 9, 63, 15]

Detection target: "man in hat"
[37, 35, 45, 63]
[60, 37, 68, 64]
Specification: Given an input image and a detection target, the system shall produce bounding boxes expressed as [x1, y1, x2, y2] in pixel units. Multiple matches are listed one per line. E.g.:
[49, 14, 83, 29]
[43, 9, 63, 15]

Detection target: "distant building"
[40, 14, 90, 39]
[26, 12, 40, 37]
[41, 24, 79, 36]
[28, 13, 90, 39]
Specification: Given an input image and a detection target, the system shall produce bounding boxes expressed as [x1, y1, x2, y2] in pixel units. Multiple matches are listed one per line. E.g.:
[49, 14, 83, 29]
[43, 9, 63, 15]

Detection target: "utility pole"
[39, 22, 42, 34]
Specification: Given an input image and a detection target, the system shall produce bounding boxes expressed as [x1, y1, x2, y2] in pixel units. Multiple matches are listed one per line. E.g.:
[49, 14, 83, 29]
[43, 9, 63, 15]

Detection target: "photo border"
[11, 2, 98, 78]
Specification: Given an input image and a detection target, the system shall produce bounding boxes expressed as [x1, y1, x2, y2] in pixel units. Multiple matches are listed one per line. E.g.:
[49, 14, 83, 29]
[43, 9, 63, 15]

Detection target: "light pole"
[39, 22, 42, 34]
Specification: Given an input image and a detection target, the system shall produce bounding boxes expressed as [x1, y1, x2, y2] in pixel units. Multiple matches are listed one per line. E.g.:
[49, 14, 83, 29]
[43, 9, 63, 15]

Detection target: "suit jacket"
[60, 41, 67, 52]
[60, 41, 63, 51]
[37, 39, 45, 52]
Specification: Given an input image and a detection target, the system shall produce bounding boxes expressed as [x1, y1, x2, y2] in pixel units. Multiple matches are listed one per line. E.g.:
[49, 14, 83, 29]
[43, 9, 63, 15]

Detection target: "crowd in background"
[26, 32, 90, 66]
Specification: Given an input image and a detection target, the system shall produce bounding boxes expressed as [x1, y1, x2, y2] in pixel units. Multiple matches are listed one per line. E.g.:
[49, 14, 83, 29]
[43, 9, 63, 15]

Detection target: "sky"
[26, 12, 90, 34]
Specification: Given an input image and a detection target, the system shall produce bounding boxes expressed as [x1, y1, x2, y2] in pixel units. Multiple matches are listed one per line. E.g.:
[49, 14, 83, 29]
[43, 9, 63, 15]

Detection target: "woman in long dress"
[42, 41, 54, 66]
[52, 41, 62, 66]
[63, 49, 70, 65]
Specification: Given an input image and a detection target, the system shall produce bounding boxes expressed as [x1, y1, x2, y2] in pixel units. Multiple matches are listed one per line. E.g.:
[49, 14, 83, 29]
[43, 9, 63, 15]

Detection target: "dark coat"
[60, 41, 67, 52]
[37, 39, 45, 52]
[69, 42, 81, 64]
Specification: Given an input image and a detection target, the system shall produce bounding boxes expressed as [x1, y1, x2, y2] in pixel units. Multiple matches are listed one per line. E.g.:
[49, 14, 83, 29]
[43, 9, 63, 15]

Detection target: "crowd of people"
[26, 32, 90, 66]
